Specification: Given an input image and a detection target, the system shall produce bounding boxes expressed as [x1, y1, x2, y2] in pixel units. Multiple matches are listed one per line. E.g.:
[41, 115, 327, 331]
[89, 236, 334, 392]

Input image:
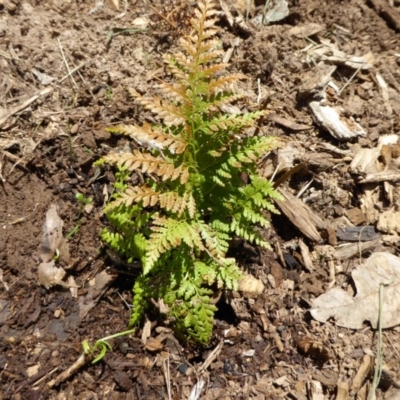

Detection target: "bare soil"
[2, 0, 400, 399]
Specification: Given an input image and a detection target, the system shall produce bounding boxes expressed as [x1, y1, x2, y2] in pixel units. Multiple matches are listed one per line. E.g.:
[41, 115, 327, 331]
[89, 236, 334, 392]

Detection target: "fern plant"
[99, 0, 281, 344]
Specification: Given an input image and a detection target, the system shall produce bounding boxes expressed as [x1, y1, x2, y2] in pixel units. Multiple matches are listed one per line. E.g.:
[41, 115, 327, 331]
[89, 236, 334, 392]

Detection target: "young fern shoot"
[100, 0, 281, 344]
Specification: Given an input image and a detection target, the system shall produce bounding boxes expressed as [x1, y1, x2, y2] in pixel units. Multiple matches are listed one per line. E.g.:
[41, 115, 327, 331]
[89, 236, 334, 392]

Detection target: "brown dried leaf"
[141, 318, 152, 345]
[239, 274, 265, 297]
[38, 261, 67, 289]
[40, 204, 69, 263]
[311, 252, 400, 329]
[145, 337, 164, 352]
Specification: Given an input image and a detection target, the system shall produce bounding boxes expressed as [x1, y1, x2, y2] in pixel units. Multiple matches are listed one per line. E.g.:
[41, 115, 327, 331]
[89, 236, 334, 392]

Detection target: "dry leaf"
[377, 208, 400, 234]
[297, 337, 332, 363]
[141, 318, 152, 345]
[145, 337, 164, 352]
[311, 252, 400, 329]
[38, 261, 66, 289]
[38, 204, 73, 289]
[239, 273, 265, 296]
[132, 17, 150, 29]
[40, 204, 69, 263]
[309, 100, 367, 141]
[31, 68, 55, 86]
[78, 270, 116, 320]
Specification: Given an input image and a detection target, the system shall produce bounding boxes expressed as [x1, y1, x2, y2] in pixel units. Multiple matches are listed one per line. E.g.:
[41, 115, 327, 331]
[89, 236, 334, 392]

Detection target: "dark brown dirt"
[2, 0, 400, 399]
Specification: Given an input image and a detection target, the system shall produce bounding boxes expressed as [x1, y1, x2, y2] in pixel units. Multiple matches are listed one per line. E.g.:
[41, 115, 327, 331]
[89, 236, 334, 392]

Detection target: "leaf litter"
[37, 204, 73, 290]
[311, 252, 400, 329]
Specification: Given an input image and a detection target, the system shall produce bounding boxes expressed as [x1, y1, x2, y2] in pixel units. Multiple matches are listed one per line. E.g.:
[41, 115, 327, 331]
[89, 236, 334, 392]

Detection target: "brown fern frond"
[209, 75, 245, 92]
[178, 38, 197, 59]
[192, 0, 218, 35]
[181, 39, 222, 63]
[208, 94, 244, 110]
[172, 47, 201, 75]
[103, 150, 189, 183]
[197, 26, 219, 42]
[186, 192, 196, 218]
[156, 81, 188, 104]
[197, 50, 224, 66]
[130, 90, 186, 126]
[197, 64, 228, 78]
[165, 51, 192, 70]
[162, 55, 189, 82]
[108, 185, 193, 216]
[108, 123, 187, 155]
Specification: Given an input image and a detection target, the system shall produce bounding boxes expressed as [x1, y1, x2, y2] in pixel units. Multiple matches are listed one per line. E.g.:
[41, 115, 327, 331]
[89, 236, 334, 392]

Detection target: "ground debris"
[3, 0, 400, 398]
[311, 252, 400, 329]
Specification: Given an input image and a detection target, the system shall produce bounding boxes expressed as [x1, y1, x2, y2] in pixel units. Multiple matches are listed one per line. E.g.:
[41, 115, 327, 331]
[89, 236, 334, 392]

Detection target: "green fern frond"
[230, 217, 268, 248]
[216, 258, 242, 289]
[198, 92, 243, 113]
[130, 276, 150, 326]
[203, 111, 265, 134]
[193, 260, 217, 284]
[146, 217, 204, 272]
[198, 221, 230, 258]
[211, 174, 225, 187]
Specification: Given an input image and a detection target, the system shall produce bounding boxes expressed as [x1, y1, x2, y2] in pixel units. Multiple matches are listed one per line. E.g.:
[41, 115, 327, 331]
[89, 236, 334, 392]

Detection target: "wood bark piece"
[358, 171, 400, 183]
[47, 353, 92, 388]
[310, 39, 374, 70]
[287, 23, 325, 38]
[351, 355, 372, 394]
[336, 381, 349, 400]
[333, 238, 381, 260]
[275, 189, 324, 242]
[268, 114, 312, 131]
[299, 239, 314, 272]
[350, 147, 381, 175]
[377, 208, 400, 234]
[306, 380, 324, 400]
[309, 100, 367, 141]
[346, 208, 366, 225]
[336, 226, 379, 242]
[368, 0, 400, 32]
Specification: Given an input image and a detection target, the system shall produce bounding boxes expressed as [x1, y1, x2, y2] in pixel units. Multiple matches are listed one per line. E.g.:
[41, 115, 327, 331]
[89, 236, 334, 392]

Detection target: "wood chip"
[333, 238, 381, 260]
[351, 354, 372, 394]
[268, 114, 312, 131]
[336, 381, 349, 400]
[346, 208, 366, 225]
[287, 23, 325, 37]
[298, 239, 314, 272]
[358, 171, 400, 183]
[145, 337, 164, 352]
[275, 189, 325, 242]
